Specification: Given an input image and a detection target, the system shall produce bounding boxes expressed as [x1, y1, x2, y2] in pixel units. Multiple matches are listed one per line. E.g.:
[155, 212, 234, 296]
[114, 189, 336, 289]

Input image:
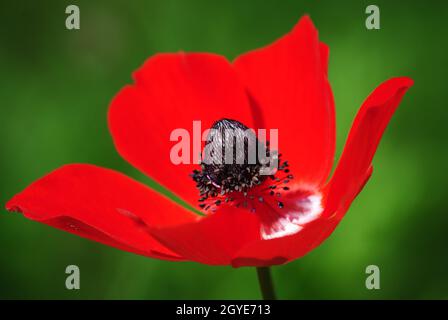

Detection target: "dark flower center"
[191, 119, 292, 211]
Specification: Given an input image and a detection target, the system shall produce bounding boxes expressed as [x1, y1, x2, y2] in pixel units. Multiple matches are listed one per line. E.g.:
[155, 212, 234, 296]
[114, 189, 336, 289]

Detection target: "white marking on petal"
[292, 195, 323, 225]
[261, 219, 303, 240]
[260, 192, 323, 240]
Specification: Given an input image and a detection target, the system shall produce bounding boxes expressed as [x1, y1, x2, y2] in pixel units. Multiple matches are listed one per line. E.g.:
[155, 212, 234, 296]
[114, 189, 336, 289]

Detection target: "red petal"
[324, 77, 414, 216]
[320, 42, 330, 76]
[231, 77, 413, 267]
[232, 217, 334, 267]
[234, 16, 335, 187]
[109, 53, 254, 207]
[5, 164, 198, 260]
[147, 206, 261, 265]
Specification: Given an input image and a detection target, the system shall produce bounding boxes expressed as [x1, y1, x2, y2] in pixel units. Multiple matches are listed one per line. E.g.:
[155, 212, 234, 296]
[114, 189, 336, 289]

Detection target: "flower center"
[191, 119, 292, 212]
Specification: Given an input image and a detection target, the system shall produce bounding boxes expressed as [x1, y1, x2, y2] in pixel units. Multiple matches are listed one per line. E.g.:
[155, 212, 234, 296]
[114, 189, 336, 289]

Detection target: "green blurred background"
[1, 0, 447, 299]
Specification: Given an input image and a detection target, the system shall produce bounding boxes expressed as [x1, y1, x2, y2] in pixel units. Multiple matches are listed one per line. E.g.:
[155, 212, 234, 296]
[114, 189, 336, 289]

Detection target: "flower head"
[5, 16, 413, 267]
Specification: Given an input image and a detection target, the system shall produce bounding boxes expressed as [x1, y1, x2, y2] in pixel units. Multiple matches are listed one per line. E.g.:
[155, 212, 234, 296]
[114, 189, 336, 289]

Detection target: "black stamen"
[191, 118, 272, 205]
[191, 119, 293, 211]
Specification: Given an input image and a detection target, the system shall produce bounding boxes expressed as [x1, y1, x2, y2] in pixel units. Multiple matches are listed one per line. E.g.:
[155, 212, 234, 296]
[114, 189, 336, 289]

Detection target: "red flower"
[6, 16, 413, 267]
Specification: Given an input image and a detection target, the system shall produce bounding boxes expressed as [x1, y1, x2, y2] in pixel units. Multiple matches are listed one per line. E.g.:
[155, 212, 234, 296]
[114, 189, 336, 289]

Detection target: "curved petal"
[234, 16, 335, 187]
[324, 77, 414, 216]
[231, 77, 413, 267]
[147, 205, 261, 265]
[5, 164, 199, 260]
[109, 53, 255, 207]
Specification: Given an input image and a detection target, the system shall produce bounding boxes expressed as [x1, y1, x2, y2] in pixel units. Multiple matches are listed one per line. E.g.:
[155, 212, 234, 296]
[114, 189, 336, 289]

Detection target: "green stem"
[256, 267, 277, 300]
